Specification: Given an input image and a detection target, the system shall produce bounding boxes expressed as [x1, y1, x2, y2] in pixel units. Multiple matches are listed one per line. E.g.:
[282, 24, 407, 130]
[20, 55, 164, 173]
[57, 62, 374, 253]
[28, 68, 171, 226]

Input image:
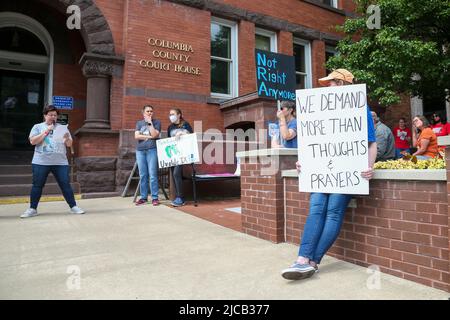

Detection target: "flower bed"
[374, 158, 445, 169]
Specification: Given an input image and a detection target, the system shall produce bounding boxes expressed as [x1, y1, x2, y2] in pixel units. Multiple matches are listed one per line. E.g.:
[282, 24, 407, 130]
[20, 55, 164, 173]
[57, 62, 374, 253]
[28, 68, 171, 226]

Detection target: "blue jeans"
[395, 148, 410, 159]
[416, 155, 431, 160]
[136, 148, 159, 200]
[298, 193, 352, 264]
[170, 165, 184, 199]
[30, 164, 77, 209]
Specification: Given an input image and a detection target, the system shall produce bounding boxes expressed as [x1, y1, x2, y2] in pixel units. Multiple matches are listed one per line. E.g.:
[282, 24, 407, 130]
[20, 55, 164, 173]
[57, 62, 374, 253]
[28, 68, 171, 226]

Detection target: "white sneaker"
[69, 206, 85, 214]
[20, 208, 38, 218]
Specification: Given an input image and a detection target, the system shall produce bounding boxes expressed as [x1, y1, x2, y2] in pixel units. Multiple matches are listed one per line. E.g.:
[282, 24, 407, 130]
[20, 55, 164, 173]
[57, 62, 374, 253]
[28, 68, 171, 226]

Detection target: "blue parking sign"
[53, 96, 74, 110]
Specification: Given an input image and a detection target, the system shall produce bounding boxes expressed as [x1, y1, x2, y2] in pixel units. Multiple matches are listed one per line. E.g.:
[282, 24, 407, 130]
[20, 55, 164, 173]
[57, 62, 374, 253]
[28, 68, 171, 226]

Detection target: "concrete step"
[0, 151, 33, 165]
[0, 174, 56, 185]
[0, 182, 80, 197]
[0, 165, 32, 175]
[0, 173, 76, 185]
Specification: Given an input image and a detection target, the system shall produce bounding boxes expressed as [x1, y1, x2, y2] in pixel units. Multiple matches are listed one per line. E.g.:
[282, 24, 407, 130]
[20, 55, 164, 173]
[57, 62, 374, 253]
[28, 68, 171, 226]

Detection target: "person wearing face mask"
[135, 105, 161, 206]
[167, 108, 193, 207]
[21, 105, 85, 218]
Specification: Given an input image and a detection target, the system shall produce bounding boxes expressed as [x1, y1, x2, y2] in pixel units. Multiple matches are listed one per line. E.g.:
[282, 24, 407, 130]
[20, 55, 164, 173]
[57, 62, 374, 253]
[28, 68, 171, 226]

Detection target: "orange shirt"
[417, 128, 438, 158]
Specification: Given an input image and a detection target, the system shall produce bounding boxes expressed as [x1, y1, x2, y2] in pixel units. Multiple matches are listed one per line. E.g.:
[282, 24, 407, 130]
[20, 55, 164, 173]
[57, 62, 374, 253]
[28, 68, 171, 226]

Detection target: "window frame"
[255, 27, 277, 53]
[325, 45, 338, 74]
[210, 17, 238, 99]
[325, 45, 338, 57]
[321, 0, 339, 8]
[293, 38, 312, 89]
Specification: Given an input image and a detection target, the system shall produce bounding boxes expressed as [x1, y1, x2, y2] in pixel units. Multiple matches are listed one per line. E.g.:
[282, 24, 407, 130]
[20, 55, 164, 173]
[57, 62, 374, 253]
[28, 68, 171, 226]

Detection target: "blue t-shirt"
[278, 108, 373, 149]
[366, 105, 376, 143]
[281, 118, 298, 148]
[135, 119, 161, 150]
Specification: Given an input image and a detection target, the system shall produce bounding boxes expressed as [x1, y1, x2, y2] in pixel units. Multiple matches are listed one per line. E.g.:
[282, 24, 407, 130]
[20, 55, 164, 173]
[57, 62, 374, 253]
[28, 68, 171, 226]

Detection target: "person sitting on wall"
[392, 117, 412, 159]
[167, 107, 193, 207]
[430, 112, 450, 155]
[271, 100, 297, 148]
[134, 104, 161, 206]
[371, 111, 395, 162]
[412, 115, 439, 160]
[281, 69, 377, 280]
[21, 105, 85, 218]
[430, 112, 450, 137]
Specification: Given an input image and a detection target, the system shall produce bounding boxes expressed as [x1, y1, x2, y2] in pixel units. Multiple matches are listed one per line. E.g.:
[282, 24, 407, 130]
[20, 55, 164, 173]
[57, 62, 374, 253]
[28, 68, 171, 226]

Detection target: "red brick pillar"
[441, 136, 450, 291]
[311, 40, 326, 88]
[238, 20, 256, 95]
[79, 53, 124, 130]
[238, 149, 297, 243]
[277, 31, 293, 56]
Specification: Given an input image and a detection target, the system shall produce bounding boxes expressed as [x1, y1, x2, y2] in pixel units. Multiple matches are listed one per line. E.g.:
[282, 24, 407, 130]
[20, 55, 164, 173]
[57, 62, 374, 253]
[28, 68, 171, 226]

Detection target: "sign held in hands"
[255, 49, 296, 101]
[296, 84, 369, 195]
[156, 133, 200, 169]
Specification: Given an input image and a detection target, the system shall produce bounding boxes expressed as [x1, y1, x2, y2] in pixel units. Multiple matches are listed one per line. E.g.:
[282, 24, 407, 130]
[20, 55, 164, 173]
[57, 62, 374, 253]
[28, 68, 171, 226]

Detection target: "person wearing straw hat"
[281, 69, 377, 280]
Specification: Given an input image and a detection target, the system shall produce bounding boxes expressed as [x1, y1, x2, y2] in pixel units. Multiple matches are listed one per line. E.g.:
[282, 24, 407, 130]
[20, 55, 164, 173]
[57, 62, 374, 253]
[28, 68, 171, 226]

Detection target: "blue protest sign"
[53, 96, 74, 110]
[255, 49, 296, 101]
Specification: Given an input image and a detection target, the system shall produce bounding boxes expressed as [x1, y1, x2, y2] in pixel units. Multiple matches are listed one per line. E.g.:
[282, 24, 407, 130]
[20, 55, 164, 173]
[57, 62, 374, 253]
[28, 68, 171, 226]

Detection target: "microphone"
[49, 120, 55, 135]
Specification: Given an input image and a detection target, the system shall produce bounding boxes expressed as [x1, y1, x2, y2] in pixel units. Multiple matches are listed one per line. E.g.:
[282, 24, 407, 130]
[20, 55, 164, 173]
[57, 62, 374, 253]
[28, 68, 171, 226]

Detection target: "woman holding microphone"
[21, 105, 84, 218]
[167, 108, 193, 207]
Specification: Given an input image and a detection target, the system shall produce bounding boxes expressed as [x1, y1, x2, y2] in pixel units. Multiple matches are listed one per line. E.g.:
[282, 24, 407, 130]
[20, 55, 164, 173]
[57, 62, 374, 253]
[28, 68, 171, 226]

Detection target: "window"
[255, 28, 277, 52]
[211, 18, 238, 98]
[320, 0, 338, 8]
[293, 39, 312, 89]
[325, 46, 337, 75]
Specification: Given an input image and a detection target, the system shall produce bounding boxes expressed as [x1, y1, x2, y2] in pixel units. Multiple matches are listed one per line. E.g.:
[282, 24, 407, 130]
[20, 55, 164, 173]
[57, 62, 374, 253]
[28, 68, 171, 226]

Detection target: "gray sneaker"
[281, 263, 316, 280]
[20, 208, 38, 219]
[69, 206, 85, 214]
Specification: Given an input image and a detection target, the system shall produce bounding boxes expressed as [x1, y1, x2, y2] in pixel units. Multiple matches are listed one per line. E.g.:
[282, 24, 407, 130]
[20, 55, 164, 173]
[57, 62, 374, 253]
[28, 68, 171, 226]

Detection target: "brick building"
[0, 0, 434, 195]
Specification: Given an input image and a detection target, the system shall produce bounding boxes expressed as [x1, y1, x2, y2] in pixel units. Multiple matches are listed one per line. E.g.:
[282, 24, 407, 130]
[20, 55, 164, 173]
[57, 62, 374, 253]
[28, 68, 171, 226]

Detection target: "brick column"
[237, 149, 297, 243]
[79, 53, 124, 129]
[238, 20, 256, 95]
[75, 53, 124, 194]
[277, 31, 293, 56]
[439, 136, 450, 291]
[311, 40, 326, 88]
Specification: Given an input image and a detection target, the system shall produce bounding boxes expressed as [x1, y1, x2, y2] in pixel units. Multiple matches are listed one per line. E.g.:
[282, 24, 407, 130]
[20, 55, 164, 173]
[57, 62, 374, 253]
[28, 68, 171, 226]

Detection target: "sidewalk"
[0, 197, 448, 300]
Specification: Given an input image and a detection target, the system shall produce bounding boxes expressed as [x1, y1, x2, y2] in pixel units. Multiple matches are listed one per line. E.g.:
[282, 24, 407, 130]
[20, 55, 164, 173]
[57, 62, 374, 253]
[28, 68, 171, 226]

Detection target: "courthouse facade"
[0, 0, 415, 193]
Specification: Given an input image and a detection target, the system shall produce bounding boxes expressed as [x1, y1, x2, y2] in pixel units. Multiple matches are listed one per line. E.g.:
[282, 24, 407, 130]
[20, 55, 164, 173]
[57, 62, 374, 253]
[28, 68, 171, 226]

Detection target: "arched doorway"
[0, 12, 54, 150]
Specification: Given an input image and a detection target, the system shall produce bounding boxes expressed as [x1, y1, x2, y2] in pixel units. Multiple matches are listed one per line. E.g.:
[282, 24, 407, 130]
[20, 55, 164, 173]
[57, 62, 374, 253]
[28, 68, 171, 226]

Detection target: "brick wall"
[284, 178, 449, 292]
[219, 0, 350, 35]
[277, 31, 293, 56]
[240, 153, 297, 243]
[371, 94, 412, 133]
[311, 40, 326, 88]
[77, 132, 119, 157]
[238, 20, 256, 96]
[118, 0, 225, 132]
[238, 148, 450, 291]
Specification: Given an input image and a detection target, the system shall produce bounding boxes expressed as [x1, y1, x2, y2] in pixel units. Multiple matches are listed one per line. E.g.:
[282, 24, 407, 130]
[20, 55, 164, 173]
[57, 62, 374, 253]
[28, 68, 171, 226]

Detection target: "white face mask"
[169, 115, 178, 123]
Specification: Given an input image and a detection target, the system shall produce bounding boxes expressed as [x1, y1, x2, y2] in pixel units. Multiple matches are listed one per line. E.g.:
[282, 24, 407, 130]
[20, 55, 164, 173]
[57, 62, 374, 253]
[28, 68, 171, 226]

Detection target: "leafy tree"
[327, 0, 450, 106]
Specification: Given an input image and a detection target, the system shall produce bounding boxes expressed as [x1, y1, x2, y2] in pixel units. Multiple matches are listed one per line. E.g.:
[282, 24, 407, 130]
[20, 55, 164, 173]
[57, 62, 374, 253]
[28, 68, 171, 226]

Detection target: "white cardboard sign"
[156, 133, 200, 169]
[296, 84, 369, 195]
